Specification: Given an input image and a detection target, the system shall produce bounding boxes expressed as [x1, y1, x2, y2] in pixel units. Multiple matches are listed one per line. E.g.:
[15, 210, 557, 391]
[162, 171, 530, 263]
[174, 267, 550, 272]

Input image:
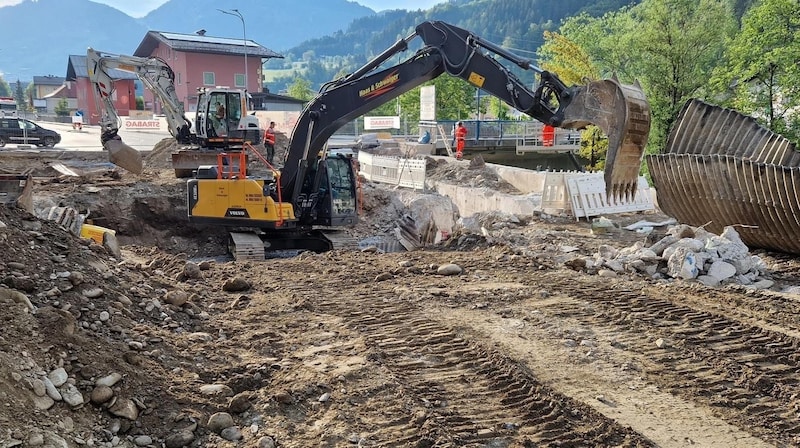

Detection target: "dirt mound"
[425, 155, 520, 193]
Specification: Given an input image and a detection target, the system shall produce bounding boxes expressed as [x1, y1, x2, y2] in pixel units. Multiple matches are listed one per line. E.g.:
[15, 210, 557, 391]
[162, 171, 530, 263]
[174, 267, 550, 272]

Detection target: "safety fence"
[357, 152, 427, 190]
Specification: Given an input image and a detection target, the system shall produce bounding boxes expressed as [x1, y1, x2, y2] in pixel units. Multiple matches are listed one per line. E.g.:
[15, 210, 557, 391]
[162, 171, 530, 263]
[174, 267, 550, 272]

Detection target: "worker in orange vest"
[455, 121, 467, 160]
[264, 121, 276, 164]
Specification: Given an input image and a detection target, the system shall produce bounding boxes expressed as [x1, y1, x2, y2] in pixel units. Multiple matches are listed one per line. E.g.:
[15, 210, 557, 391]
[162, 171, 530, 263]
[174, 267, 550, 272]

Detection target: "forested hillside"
[266, 0, 635, 92]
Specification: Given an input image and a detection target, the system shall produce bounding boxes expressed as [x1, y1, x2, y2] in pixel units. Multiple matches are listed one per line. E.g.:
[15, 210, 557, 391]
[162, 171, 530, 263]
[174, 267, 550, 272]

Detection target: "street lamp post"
[218, 8, 248, 92]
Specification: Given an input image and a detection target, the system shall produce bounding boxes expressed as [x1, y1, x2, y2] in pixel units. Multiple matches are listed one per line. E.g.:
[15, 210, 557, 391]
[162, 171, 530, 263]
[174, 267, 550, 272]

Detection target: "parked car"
[0, 118, 61, 148]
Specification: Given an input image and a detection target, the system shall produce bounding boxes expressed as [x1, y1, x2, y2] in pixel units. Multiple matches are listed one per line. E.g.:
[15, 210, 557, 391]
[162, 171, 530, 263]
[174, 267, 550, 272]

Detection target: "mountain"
[0, 0, 375, 81]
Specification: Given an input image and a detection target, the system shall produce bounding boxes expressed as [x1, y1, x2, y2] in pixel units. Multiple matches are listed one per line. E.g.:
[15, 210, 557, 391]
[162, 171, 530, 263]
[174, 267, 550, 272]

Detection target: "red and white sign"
[122, 119, 161, 130]
[364, 116, 400, 130]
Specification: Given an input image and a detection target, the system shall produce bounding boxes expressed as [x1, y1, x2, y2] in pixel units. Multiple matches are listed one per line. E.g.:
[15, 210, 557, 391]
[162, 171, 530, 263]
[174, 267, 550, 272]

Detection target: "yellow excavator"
[93, 21, 651, 256]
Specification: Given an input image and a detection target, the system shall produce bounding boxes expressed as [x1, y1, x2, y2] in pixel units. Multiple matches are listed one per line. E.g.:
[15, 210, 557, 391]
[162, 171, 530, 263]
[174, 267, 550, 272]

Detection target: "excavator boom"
[283, 21, 650, 210]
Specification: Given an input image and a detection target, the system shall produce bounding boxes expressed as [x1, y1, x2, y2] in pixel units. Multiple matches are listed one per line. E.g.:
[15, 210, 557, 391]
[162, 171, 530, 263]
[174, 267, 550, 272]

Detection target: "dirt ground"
[1, 145, 799, 448]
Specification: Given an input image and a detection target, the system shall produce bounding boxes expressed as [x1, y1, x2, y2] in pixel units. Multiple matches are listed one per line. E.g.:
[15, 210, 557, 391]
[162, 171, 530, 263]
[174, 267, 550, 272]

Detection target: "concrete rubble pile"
[575, 223, 772, 288]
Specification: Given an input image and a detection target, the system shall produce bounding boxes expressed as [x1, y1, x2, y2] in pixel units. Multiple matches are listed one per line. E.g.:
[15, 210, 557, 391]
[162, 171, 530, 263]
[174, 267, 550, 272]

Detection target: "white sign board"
[122, 119, 162, 130]
[420, 85, 435, 121]
[364, 116, 400, 130]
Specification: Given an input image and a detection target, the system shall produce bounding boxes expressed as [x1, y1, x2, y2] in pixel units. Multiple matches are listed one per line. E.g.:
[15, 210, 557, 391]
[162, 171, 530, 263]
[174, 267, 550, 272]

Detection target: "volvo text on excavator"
[184, 21, 651, 257]
[86, 48, 262, 176]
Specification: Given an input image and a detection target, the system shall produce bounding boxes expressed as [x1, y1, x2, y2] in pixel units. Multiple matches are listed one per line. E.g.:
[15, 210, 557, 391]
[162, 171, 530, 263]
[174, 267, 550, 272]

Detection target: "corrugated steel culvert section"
[647, 99, 800, 254]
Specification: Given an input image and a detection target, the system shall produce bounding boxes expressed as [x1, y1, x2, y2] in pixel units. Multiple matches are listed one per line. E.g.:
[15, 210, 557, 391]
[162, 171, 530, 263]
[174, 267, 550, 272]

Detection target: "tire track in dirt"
[525, 273, 800, 446]
[310, 287, 656, 447]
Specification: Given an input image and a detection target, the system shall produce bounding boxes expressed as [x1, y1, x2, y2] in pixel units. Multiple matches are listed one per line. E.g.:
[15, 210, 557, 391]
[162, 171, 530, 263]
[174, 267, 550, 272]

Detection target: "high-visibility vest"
[455, 125, 467, 141]
[264, 128, 276, 145]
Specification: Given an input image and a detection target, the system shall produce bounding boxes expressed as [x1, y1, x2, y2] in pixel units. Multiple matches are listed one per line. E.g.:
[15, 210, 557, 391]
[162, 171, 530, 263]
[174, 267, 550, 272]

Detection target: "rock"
[7, 261, 25, 270]
[99, 310, 110, 322]
[437, 263, 462, 276]
[318, 392, 331, 402]
[183, 262, 202, 279]
[133, 435, 152, 446]
[108, 397, 139, 420]
[207, 412, 234, 433]
[48, 368, 69, 387]
[96, 373, 123, 387]
[374, 272, 393, 282]
[222, 277, 250, 292]
[398, 260, 414, 268]
[655, 338, 669, 348]
[91, 385, 114, 404]
[697, 275, 721, 287]
[221, 427, 243, 441]
[164, 290, 190, 307]
[60, 383, 84, 406]
[198, 260, 214, 270]
[82, 287, 104, 299]
[750, 279, 775, 290]
[31, 378, 47, 396]
[32, 394, 55, 410]
[228, 392, 252, 413]
[199, 384, 234, 397]
[666, 247, 699, 280]
[257, 436, 276, 448]
[597, 269, 617, 278]
[28, 433, 44, 446]
[43, 377, 62, 401]
[165, 430, 195, 448]
[68, 271, 84, 285]
[0, 287, 36, 312]
[706, 260, 736, 281]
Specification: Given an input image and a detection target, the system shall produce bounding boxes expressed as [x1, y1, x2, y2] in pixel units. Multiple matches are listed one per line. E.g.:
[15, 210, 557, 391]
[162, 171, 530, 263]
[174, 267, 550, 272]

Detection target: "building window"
[234, 74, 245, 88]
[203, 72, 215, 86]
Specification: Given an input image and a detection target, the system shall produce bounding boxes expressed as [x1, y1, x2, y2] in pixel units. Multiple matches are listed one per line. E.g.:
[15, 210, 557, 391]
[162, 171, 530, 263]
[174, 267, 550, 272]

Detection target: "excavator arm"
[87, 48, 193, 174]
[283, 21, 650, 207]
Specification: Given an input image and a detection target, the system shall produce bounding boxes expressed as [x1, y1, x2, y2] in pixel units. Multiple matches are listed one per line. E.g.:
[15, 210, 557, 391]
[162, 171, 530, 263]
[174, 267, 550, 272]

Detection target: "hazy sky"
[0, 0, 445, 18]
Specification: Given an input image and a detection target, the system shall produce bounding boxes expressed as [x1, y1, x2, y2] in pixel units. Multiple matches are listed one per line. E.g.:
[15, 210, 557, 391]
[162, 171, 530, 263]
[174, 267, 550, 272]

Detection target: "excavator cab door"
[312, 156, 359, 227]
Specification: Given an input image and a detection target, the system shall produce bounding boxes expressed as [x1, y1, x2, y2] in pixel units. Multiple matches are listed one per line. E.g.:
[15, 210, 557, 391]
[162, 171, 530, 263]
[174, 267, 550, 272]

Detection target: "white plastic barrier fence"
[358, 152, 426, 190]
[566, 174, 654, 220]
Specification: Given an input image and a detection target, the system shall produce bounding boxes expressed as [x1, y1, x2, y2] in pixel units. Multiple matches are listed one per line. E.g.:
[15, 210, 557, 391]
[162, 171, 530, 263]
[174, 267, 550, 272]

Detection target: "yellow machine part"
[80, 224, 115, 245]
[189, 178, 296, 223]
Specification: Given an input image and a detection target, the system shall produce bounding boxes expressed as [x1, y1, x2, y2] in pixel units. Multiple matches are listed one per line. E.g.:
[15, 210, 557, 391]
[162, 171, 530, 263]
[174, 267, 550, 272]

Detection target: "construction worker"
[264, 121, 276, 164]
[455, 121, 467, 160]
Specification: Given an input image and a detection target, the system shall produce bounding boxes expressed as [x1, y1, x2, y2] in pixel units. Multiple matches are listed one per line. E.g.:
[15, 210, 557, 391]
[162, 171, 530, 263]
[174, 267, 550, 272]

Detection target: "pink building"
[133, 31, 283, 113]
[66, 55, 137, 125]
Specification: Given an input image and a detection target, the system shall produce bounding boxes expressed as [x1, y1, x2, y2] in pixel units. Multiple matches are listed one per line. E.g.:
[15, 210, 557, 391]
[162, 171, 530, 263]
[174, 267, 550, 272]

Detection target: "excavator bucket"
[105, 137, 143, 175]
[0, 174, 33, 213]
[559, 77, 651, 201]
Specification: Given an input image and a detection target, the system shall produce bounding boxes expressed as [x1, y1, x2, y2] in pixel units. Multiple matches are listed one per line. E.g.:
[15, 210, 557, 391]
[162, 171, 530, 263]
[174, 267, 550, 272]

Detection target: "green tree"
[556, 0, 736, 153]
[287, 77, 314, 101]
[0, 77, 11, 97]
[24, 82, 35, 111]
[54, 98, 70, 116]
[711, 0, 800, 140]
[14, 81, 25, 109]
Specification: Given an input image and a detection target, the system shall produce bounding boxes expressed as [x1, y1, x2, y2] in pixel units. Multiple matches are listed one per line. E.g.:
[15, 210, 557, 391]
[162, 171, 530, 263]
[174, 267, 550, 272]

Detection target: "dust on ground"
[1, 152, 799, 448]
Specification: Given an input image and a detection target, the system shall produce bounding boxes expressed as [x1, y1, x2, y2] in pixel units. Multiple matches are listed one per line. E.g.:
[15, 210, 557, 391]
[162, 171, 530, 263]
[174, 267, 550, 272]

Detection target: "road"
[1, 121, 170, 153]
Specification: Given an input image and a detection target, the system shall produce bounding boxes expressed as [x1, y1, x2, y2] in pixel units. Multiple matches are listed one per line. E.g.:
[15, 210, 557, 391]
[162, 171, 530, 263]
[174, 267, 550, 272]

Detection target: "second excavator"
[93, 21, 651, 256]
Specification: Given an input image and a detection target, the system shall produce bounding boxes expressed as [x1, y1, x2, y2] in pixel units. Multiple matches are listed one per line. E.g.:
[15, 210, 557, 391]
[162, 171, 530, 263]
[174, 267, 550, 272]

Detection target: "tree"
[711, 0, 800, 140]
[287, 77, 314, 101]
[0, 77, 11, 97]
[14, 81, 25, 109]
[54, 98, 70, 116]
[555, 0, 736, 153]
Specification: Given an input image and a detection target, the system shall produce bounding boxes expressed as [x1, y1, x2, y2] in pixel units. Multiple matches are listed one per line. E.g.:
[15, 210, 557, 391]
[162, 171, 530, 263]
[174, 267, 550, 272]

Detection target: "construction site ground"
[1, 141, 800, 448]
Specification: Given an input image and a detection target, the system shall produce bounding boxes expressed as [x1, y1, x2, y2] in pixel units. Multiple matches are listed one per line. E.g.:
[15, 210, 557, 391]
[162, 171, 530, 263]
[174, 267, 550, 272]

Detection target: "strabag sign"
[364, 116, 400, 130]
[122, 119, 161, 130]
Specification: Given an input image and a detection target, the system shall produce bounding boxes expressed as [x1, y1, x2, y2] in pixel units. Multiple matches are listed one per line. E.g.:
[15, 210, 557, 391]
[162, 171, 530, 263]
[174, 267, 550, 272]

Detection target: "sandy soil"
[1, 149, 799, 448]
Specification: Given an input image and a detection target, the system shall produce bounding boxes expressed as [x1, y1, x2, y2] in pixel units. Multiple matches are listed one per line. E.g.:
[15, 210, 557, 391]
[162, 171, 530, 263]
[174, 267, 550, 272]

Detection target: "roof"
[66, 55, 139, 81]
[134, 31, 283, 59]
[42, 83, 78, 99]
[33, 75, 65, 86]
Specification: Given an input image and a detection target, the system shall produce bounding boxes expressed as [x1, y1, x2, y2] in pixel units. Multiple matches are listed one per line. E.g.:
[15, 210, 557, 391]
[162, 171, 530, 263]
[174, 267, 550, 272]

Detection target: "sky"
[0, 0, 445, 18]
